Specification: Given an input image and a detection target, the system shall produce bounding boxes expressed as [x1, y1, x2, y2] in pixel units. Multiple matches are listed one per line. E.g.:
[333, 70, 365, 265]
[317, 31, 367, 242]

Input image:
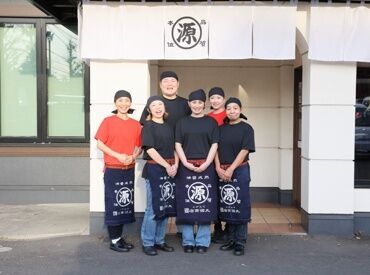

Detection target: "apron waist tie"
[147, 158, 175, 165]
[220, 161, 248, 170]
[105, 163, 135, 170]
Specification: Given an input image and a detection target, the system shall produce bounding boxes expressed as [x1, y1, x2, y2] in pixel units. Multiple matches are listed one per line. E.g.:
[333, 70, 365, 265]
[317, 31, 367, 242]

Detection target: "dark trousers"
[107, 224, 123, 240]
[228, 223, 248, 245]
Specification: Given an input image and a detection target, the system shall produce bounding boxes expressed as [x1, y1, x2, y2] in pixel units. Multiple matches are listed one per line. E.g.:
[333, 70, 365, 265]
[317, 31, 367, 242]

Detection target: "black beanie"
[188, 89, 206, 102]
[112, 90, 135, 114]
[224, 97, 247, 121]
[160, 71, 178, 81]
[208, 87, 225, 98]
[114, 90, 132, 102]
[146, 95, 165, 110]
[225, 97, 242, 108]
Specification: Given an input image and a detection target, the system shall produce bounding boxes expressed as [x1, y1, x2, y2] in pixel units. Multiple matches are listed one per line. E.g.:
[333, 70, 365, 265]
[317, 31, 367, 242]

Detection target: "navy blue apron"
[145, 163, 177, 220]
[104, 168, 135, 225]
[176, 163, 218, 225]
[218, 164, 251, 224]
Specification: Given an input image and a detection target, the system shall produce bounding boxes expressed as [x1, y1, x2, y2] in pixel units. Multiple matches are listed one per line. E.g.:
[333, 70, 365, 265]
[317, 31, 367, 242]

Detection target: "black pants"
[107, 224, 123, 240]
[228, 223, 248, 245]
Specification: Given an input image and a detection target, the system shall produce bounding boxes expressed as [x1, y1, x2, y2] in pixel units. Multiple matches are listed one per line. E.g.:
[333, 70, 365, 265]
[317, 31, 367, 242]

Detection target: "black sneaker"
[234, 244, 245, 256]
[154, 243, 174, 252]
[196, 246, 208, 254]
[142, 246, 158, 256]
[183, 245, 194, 253]
[220, 240, 235, 251]
[121, 238, 134, 249]
[110, 240, 130, 252]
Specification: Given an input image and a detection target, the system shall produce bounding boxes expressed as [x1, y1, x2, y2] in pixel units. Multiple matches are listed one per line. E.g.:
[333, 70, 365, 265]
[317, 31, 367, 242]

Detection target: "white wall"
[158, 59, 294, 189]
[301, 54, 357, 214]
[90, 60, 150, 213]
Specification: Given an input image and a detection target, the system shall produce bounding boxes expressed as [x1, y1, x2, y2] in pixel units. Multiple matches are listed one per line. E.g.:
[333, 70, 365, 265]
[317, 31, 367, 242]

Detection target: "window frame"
[0, 17, 89, 144]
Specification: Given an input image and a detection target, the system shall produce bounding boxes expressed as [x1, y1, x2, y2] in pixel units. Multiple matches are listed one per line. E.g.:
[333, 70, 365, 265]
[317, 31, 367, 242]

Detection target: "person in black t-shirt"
[140, 71, 191, 130]
[140, 96, 179, 256]
[215, 97, 255, 256]
[140, 71, 190, 238]
[175, 89, 219, 254]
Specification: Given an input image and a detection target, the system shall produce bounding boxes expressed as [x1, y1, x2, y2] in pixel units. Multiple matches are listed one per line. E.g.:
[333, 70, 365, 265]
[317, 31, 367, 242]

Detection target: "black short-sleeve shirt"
[218, 121, 255, 164]
[140, 95, 191, 130]
[141, 120, 175, 179]
[141, 120, 175, 161]
[175, 116, 219, 159]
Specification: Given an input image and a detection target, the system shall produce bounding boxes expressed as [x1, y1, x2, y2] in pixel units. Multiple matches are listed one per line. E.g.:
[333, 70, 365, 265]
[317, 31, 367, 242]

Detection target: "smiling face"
[160, 77, 179, 98]
[226, 102, 241, 122]
[189, 100, 205, 116]
[209, 94, 225, 111]
[148, 100, 165, 120]
[115, 96, 131, 114]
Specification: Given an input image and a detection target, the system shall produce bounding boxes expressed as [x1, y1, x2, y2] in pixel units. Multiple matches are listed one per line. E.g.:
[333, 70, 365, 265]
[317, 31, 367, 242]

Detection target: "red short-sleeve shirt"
[208, 110, 227, 126]
[95, 115, 142, 166]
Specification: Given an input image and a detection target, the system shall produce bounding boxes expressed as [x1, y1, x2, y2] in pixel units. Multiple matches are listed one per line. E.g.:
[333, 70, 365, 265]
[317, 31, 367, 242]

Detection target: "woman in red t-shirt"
[95, 90, 142, 253]
[207, 87, 229, 244]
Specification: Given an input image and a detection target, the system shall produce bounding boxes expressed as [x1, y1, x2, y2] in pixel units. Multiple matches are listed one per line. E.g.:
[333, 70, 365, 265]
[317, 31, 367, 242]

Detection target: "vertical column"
[301, 54, 356, 234]
[89, 60, 151, 234]
[278, 65, 294, 205]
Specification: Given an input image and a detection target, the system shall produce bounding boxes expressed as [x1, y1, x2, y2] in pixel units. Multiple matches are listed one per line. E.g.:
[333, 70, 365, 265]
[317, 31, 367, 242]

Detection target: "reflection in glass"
[355, 69, 370, 188]
[46, 24, 84, 137]
[0, 24, 37, 137]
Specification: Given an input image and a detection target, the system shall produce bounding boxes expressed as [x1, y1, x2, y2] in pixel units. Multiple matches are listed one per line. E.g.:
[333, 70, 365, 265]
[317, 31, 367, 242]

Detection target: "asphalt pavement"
[1, 234, 370, 275]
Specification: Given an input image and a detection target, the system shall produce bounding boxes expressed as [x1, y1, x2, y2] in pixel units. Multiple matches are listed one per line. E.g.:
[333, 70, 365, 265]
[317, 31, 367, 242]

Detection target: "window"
[355, 67, 370, 188]
[0, 23, 37, 137]
[0, 19, 89, 143]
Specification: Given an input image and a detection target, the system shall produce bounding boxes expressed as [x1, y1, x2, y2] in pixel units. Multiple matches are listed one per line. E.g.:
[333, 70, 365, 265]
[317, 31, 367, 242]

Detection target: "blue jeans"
[141, 180, 168, 247]
[182, 224, 211, 247]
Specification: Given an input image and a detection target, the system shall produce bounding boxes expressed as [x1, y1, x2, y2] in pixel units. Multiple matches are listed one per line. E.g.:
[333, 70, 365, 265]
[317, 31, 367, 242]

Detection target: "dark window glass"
[355, 67, 370, 188]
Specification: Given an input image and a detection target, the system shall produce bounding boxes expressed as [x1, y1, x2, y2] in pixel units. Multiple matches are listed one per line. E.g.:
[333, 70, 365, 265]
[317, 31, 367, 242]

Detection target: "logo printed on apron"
[115, 186, 133, 207]
[187, 182, 210, 204]
[161, 181, 175, 201]
[220, 184, 241, 206]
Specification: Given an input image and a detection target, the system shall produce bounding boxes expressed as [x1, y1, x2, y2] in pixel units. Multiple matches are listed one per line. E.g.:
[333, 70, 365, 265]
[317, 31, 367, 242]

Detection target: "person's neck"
[162, 94, 177, 100]
[116, 113, 129, 120]
[191, 113, 204, 118]
[229, 118, 241, 125]
[212, 107, 225, 114]
[152, 117, 164, 124]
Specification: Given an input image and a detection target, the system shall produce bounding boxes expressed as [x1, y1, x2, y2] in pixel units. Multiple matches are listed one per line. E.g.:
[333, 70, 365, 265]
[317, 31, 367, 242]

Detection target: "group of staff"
[95, 71, 255, 257]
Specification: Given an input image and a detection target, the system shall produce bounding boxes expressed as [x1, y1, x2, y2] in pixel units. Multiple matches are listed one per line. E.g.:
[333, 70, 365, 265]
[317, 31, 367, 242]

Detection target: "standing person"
[207, 87, 228, 244]
[208, 87, 227, 126]
[175, 89, 219, 254]
[140, 96, 179, 256]
[140, 70, 190, 237]
[140, 71, 191, 130]
[215, 97, 255, 256]
[95, 90, 142, 252]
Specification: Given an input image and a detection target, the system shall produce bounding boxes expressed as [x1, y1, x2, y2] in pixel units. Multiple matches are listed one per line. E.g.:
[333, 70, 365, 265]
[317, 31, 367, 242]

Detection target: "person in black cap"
[140, 71, 190, 238]
[207, 87, 229, 244]
[95, 90, 142, 252]
[215, 97, 255, 256]
[140, 71, 191, 130]
[140, 96, 179, 256]
[175, 89, 219, 254]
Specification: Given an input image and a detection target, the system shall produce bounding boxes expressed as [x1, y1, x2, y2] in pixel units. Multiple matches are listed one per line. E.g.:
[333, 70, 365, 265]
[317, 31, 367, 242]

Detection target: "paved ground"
[1, 204, 369, 275]
[1, 234, 370, 275]
[0, 204, 89, 240]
